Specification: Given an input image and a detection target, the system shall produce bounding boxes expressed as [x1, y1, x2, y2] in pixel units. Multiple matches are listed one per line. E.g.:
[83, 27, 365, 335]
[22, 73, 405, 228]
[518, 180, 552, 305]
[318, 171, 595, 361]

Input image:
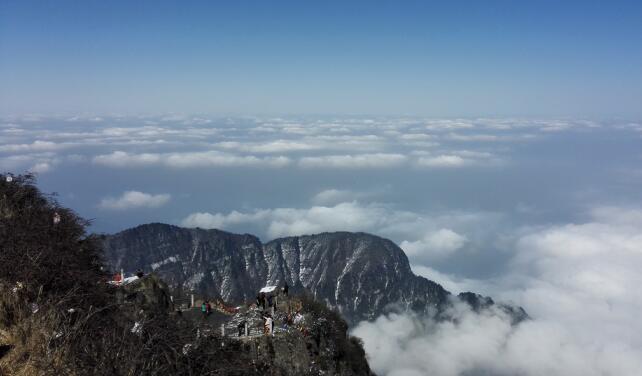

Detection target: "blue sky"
[2, 0, 642, 117]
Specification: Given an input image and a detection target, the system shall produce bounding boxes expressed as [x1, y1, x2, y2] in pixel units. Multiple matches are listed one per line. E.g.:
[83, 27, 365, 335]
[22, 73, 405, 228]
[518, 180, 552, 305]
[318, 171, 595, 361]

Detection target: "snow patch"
[260, 285, 278, 293]
[151, 255, 180, 270]
[185, 272, 204, 287]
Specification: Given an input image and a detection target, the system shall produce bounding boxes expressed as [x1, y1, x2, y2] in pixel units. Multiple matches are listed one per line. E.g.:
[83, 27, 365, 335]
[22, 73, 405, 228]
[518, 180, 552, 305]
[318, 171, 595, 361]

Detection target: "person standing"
[201, 302, 207, 318]
[237, 320, 246, 337]
[283, 282, 289, 297]
[263, 315, 273, 336]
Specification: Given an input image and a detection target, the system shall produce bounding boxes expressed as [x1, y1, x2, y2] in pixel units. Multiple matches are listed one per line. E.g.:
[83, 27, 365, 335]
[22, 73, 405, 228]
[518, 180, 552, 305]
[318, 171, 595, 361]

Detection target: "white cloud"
[93, 151, 161, 167]
[354, 206, 642, 376]
[310, 188, 387, 206]
[30, 162, 53, 173]
[353, 302, 642, 376]
[424, 120, 475, 131]
[445, 132, 536, 142]
[417, 155, 468, 168]
[66, 115, 103, 122]
[0, 153, 61, 174]
[214, 140, 319, 153]
[398, 133, 434, 141]
[0, 140, 69, 153]
[0, 155, 40, 170]
[588, 206, 642, 227]
[299, 153, 407, 169]
[446, 133, 500, 142]
[1, 116, 597, 174]
[539, 121, 573, 132]
[99, 191, 171, 210]
[415, 150, 503, 168]
[411, 265, 492, 295]
[164, 151, 291, 168]
[400, 229, 467, 261]
[93, 150, 292, 168]
[311, 189, 362, 206]
[182, 202, 390, 239]
[210, 134, 387, 155]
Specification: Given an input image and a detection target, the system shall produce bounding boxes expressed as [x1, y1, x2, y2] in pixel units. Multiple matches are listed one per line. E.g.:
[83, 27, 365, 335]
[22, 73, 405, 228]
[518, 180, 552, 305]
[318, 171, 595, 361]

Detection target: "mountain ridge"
[102, 222, 526, 325]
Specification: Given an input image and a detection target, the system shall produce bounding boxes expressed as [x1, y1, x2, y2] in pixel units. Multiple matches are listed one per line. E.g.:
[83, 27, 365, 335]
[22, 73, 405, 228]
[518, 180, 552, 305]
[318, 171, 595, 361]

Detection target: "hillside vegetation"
[0, 174, 371, 376]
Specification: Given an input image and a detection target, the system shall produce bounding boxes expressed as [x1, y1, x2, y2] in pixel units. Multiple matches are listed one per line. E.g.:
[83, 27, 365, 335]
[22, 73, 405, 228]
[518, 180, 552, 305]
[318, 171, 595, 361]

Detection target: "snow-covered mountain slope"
[102, 223, 525, 325]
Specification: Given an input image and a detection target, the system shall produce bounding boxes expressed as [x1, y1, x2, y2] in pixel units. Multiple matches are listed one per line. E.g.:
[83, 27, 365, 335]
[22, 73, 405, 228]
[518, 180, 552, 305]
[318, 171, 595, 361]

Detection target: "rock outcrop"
[103, 223, 525, 325]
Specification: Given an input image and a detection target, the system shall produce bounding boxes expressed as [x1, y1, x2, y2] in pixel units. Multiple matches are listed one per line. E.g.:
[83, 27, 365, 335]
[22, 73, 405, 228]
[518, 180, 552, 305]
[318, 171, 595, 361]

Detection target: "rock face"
[115, 274, 173, 312]
[103, 223, 521, 325]
[251, 316, 373, 375]
[243, 295, 373, 375]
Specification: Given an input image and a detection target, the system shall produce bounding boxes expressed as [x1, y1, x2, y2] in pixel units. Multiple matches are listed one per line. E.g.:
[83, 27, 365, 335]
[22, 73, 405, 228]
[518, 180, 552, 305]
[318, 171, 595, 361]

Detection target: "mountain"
[102, 223, 525, 325]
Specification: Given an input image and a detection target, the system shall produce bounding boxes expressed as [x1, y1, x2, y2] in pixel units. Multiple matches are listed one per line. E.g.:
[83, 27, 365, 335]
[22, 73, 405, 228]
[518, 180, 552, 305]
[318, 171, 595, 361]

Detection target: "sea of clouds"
[353, 206, 642, 376]
[2, 114, 642, 375]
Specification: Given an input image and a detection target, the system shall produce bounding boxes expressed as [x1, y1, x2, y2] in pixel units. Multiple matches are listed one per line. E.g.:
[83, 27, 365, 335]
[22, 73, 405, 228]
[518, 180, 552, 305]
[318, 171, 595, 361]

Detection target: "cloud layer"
[354, 206, 642, 376]
[400, 229, 467, 261]
[3, 115, 642, 375]
[99, 191, 171, 210]
[3, 115, 602, 174]
[93, 150, 292, 168]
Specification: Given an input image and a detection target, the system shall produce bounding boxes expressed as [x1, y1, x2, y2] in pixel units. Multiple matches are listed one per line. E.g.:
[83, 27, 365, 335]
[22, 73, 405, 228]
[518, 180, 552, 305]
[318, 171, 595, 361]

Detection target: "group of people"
[254, 282, 289, 336]
[255, 282, 289, 311]
[201, 300, 212, 317]
[255, 292, 273, 310]
[199, 282, 292, 337]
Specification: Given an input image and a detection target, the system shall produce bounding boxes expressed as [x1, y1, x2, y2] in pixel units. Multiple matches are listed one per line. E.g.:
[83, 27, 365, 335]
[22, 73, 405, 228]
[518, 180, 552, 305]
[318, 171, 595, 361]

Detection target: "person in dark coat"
[237, 320, 247, 337]
[283, 282, 289, 297]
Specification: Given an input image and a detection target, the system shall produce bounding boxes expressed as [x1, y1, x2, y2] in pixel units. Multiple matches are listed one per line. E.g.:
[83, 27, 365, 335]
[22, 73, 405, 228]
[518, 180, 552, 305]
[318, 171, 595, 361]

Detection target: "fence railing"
[221, 320, 265, 338]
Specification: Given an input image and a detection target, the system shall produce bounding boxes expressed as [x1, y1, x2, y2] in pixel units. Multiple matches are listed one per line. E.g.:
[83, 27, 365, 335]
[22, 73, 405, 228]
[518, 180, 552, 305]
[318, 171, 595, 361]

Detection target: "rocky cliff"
[103, 223, 525, 325]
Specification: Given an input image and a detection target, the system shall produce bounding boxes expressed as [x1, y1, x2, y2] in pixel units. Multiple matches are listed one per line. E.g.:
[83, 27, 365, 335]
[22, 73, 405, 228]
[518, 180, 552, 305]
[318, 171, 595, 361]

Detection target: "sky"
[2, 0, 642, 117]
[2, 2, 642, 375]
